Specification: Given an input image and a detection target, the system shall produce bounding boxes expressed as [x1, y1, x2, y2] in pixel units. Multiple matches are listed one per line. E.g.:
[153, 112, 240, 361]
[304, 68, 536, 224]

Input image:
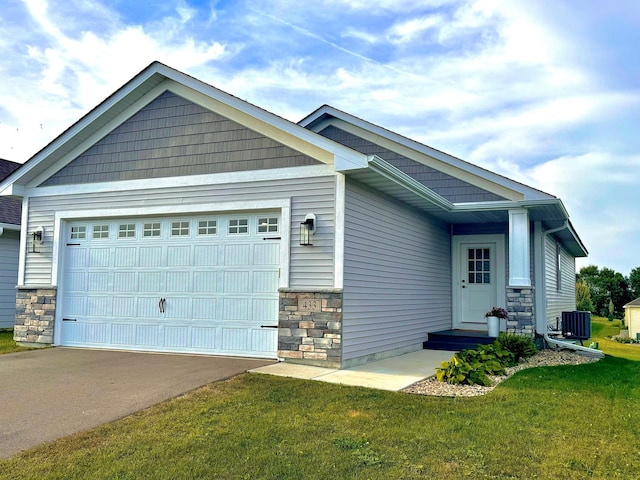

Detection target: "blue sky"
[1, 0, 639, 275]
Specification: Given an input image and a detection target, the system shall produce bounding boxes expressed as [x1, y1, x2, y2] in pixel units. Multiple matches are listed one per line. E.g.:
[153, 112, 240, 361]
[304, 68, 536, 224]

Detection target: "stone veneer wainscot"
[278, 288, 343, 368]
[506, 286, 535, 336]
[14, 286, 57, 346]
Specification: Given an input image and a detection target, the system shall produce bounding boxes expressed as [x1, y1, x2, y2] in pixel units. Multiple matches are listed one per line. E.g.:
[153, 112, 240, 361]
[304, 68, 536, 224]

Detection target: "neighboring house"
[0, 62, 587, 368]
[624, 298, 640, 341]
[0, 159, 22, 328]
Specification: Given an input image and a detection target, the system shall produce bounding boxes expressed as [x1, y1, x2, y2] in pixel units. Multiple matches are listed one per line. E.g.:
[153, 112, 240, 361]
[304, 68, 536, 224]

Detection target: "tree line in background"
[576, 265, 640, 319]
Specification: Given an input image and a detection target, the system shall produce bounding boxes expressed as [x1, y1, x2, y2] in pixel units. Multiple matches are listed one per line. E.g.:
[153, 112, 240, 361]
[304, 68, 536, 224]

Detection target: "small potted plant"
[485, 306, 508, 337]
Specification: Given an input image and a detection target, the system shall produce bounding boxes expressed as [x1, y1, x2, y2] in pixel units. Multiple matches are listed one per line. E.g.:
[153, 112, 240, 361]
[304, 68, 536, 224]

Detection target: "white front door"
[453, 235, 505, 330]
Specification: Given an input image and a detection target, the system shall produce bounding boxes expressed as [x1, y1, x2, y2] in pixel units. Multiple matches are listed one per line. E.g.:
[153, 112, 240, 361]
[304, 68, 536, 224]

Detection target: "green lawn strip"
[2, 360, 640, 480]
[0, 330, 35, 355]
[588, 316, 640, 361]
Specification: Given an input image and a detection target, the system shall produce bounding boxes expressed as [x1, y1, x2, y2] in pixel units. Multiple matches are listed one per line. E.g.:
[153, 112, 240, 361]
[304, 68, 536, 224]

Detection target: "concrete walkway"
[0, 348, 273, 458]
[250, 349, 456, 391]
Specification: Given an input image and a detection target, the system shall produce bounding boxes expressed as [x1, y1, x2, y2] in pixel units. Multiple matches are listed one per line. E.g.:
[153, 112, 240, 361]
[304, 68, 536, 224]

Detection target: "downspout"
[541, 221, 604, 358]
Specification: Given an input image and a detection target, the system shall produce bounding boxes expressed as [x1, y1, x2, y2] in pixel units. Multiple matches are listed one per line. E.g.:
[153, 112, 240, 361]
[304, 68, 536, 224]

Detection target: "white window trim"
[51, 199, 291, 288]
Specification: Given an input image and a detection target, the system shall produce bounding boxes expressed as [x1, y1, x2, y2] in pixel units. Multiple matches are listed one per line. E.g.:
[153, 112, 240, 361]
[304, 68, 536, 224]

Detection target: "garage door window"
[258, 217, 278, 233]
[70, 226, 86, 240]
[171, 221, 190, 236]
[93, 225, 109, 239]
[198, 220, 217, 236]
[228, 218, 248, 235]
[143, 222, 161, 237]
[118, 224, 136, 238]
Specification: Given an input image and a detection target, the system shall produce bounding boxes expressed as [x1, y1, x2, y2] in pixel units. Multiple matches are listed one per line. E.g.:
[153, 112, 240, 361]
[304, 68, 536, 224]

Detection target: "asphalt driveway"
[0, 348, 273, 458]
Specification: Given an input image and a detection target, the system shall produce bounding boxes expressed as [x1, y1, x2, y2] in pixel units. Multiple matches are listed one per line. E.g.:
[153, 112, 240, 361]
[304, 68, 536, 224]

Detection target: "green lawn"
[588, 315, 640, 361]
[0, 330, 34, 355]
[1, 351, 640, 478]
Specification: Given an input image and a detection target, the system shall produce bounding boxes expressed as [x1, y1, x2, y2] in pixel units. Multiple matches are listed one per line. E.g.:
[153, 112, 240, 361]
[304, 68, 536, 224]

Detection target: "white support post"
[508, 208, 531, 287]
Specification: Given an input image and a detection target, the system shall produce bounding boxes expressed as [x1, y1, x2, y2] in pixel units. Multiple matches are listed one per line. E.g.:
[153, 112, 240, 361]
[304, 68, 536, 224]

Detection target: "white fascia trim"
[25, 164, 336, 198]
[0, 184, 25, 197]
[51, 199, 292, 288]
[366, 155, 455, 210]
[303, 107, 551, 200]
[17, 197, 29, 285]
[0, 222, 20, 231]
[334, 174, 345, 289]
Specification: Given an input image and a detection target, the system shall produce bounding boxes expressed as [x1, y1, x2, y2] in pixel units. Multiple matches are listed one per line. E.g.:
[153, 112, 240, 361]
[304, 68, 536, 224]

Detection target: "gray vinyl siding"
[0, 230, 19, 328]
[25, 174, 336, 288]
[544, 236, 576, 328]
[342, 179, 451, 362]
[42, 91, 320, 186]
[319, 125, 505, 203]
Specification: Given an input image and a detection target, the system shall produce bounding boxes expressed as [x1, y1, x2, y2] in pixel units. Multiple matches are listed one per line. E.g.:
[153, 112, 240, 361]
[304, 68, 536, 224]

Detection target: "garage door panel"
[166, 271, 191, 292]
[112, 297, 136, 317]
[253, 244, 279, 265]
[65, 273, 86, 292]
[114, 272, 137, 292]
[114, 247, 137, 267]
[67, 248, 87, 268]
[64, 295, 86, 316]
[86, 296, 112, 316]
[134, 325, 160, 346]
[193, 271, 216, 292]
[111, 323, 135, 344]
[193, 245, 219, 266]
[164, 326, 189, 347]
[252, 298, 278, 321]
[138, 272, 165, 292]
[223, 298, 249, 321]
[191, 327, 217, 349]
[167, 246, 191, 266]
[224, 244, 251, 266]
[139, 246, 163, 267]
[253, 271, 279, 293]
[62, 213, 279, 358]
[88, 248, 111, 268]
[223, 271, 250, 293]
[192, 297, 217, 319]
[87, 272, 110, 292]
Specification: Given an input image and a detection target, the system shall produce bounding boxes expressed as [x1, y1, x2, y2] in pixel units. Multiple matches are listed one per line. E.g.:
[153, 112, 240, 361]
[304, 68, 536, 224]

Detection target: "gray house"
[0, 159, 22, 328]
[0, 62, 586, 368]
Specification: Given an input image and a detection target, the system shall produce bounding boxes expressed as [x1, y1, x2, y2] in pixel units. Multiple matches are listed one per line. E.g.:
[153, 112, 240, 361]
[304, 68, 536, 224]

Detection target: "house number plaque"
[298, 298, 322, 312]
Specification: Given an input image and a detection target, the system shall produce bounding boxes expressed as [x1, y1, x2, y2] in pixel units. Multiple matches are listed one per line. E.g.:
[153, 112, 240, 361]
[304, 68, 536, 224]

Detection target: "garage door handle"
[159, 298, 166, 313]
[260, 325, 278, 329]
[62, 318, 77, 322]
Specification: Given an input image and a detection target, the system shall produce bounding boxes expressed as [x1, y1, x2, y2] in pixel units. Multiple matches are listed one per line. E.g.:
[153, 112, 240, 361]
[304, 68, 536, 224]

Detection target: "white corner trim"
[17, 197, 29, 285]
[50, 198, 292, 288]
[508, 208, 531, 287]
[25, 164, 336, 198]
[333, 174, 345, 289]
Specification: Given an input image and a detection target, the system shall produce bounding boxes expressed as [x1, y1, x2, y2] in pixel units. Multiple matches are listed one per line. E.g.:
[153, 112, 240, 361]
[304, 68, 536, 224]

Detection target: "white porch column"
[508, 208, 531, 287]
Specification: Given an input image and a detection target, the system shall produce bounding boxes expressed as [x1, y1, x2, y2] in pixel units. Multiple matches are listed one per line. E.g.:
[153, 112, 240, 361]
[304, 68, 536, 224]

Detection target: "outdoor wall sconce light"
[300, 213, 316, 246]
[32, 226, 44, 253]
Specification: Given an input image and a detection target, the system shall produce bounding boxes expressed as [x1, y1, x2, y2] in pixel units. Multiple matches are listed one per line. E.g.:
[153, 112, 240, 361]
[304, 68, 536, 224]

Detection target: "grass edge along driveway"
[1, 318, 639, 479]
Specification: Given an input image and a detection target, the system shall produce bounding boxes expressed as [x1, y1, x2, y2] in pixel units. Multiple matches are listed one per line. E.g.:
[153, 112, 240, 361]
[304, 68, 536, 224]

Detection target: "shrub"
[496, 332, 538, 362]
[435, 343, 515, 387]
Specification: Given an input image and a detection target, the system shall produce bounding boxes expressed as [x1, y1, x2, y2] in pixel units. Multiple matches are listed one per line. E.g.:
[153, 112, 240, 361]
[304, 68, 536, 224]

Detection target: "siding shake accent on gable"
[42, 91, 321, 186]
[341, 179, 451, 363]
[319, 125, 505, 203]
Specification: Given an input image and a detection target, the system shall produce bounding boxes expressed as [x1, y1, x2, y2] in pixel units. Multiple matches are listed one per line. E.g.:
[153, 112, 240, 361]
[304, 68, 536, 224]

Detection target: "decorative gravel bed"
[402, 349, 601, 397]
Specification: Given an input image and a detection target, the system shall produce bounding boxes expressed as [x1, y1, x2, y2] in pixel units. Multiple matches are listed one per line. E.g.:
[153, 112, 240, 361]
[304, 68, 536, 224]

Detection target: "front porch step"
[423, 329, 495, 352]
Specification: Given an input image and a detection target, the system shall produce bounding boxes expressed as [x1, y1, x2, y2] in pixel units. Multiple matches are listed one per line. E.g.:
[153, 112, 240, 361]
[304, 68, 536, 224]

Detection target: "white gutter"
[543, 332, 604, 358]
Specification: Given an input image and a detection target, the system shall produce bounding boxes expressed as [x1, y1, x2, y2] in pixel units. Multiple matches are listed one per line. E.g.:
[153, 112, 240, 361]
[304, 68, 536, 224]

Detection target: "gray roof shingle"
[0, 159, 22, 226]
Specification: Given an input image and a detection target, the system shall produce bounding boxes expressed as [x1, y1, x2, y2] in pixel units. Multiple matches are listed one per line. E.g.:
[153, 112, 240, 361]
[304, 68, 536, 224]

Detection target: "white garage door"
[59, 212, 281, 357]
